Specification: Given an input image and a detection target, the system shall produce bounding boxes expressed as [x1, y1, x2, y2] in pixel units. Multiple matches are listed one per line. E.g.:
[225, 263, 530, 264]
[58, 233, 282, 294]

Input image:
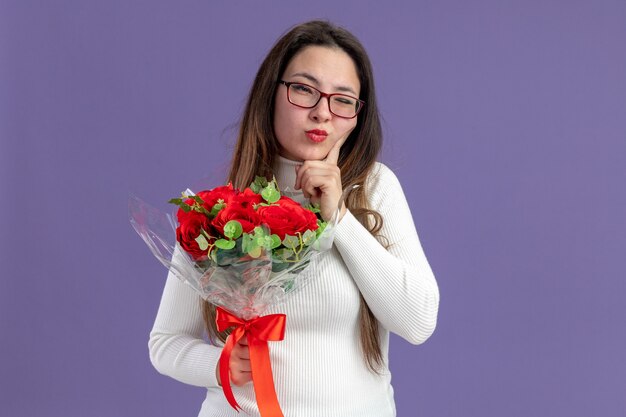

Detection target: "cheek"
[338, 119, 358, 139]
[273, 101, 296, 139]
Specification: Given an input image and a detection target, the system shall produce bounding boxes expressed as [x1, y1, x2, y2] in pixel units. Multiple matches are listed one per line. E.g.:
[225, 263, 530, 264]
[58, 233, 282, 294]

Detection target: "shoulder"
[365, 162, 405, 207]
[366, 161, 402, 194]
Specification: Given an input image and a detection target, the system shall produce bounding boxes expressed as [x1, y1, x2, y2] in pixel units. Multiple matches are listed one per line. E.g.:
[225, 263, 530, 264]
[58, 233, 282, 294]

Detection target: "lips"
[305, 129, 328, 143]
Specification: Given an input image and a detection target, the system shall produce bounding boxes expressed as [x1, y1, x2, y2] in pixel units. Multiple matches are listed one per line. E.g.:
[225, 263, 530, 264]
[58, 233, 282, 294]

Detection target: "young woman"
[149, 20, 439, 417]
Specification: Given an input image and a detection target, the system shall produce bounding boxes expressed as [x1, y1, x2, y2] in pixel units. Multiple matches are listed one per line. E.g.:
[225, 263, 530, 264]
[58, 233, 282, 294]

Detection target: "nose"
[309, 96, 332, 122]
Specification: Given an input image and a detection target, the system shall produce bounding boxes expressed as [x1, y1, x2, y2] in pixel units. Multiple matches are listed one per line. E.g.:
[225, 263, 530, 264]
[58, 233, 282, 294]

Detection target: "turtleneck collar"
[273, 155, 306, 205]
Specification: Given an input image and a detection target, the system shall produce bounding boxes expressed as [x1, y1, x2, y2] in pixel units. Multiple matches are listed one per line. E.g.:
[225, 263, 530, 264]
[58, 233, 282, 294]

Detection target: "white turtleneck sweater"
[149, 156, 439, 417]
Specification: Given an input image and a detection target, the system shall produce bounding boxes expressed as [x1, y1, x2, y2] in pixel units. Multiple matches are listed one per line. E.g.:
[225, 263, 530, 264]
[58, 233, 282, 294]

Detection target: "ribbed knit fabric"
[149, 156, 440, 417]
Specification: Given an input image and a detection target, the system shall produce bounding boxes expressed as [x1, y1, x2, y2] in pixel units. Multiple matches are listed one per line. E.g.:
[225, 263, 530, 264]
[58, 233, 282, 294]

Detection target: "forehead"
[283, 46, 360, 94]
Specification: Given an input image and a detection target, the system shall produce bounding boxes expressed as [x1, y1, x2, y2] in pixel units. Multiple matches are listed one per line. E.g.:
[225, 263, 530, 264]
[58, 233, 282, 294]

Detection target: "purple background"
[1, 1, 625, 416]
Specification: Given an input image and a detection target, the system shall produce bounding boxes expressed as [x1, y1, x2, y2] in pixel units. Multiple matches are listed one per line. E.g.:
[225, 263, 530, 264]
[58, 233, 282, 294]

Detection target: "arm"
[333, 163, 440, 344]
[148, 269, 222, 387]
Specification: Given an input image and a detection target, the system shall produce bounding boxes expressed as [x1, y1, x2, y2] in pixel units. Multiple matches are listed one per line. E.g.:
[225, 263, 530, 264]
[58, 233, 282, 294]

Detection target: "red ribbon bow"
[216, 306, 286, 417]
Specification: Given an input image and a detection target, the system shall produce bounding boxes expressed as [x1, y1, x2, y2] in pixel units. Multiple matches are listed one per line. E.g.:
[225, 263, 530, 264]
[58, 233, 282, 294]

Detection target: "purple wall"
[2, 1, 625, 416]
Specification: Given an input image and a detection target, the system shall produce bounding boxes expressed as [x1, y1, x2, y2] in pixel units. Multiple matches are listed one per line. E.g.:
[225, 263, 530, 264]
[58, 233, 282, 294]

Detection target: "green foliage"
[301, 229, 316, 246]
[306, 203, 321, 214]
[191, 195, 206, 205]
[214, 242, 243, 266]
[223, 220, 243, 240]
[195, 234, 209, 251]
[261, 181, 280, 204]
[316, 220, 327, 237]
[273, 248, 292, 261]
[269, 234, 281, 249]
[215, 239, 236, 250]
[282, 234, 299, 250]
[210, 201, 225, 217]
[168, 197, 183, 205]
[168, 199, 193, 212]
[169, 194, 211, 216]
[250, 176, 269, 194]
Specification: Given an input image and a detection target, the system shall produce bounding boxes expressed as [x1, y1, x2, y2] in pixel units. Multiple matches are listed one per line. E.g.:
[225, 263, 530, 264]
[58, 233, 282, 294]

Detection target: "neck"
[273, 155, 306, 205]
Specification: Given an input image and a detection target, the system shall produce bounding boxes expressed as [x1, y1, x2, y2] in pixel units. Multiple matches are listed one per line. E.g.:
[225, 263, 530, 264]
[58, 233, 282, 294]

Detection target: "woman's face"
[273, 46, 360, 162]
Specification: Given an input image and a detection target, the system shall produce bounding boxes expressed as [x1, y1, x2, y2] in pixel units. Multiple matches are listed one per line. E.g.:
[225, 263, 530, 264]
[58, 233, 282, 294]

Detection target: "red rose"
[176, 197, 203, 225]
[230, 188, 262, 209]
[212, 202, 260, 236]
[196, 184, 237, 212]
[175, 209, 214, 260]
[256, 196, 319, 240]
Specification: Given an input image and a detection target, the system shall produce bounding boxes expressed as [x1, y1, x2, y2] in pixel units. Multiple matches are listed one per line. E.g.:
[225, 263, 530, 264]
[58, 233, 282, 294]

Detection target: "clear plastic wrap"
[128, 185, 341, 320]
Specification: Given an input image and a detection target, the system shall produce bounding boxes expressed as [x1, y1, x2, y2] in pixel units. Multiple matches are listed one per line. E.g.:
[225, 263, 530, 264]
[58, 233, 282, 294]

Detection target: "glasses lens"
[329, 94, 360, 118]
[288, 83, 320, 107]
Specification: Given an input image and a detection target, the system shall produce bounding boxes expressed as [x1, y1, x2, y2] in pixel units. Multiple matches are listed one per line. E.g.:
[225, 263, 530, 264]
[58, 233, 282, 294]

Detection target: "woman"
[149, 20, 439, 417]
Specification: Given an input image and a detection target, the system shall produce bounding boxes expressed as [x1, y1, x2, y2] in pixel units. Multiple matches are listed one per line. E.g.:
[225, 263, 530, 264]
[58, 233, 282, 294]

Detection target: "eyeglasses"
[278, 80, 365, 119]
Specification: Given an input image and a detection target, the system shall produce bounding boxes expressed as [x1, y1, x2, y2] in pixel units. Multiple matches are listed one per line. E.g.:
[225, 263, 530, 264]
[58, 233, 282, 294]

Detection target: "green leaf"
[316, 221, 327, 237]
[168, 198, 183, 205]
[241, 233, 252, 253]
[215, 239, 236, 250]
[192, 195, 206, 205]
[302, 229, 316, 246]
[195, 234, 209, 251]
[248, 246, 262, 258]
[223, 220, 243, 239]
[210, 202, 225, 217]
[254, 176, 269, 188]
[269, 234, 281, 249]
[282, 234, 299, 250]
[198, 206, 212, 216]
[180, 202, 191, 212]
[261, 182, 280, 204]
[271, 260, 291, 273]
[282, 279, 295, 292]
[306, 203, 321, 214]
[256, 235, 273, 250]
[273, 248, 293, 261]
[253, 226, 268, 238]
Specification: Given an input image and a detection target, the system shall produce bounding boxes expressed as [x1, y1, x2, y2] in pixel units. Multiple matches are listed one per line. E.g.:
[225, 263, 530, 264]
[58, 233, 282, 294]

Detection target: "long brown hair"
[202, 20, 386, 372]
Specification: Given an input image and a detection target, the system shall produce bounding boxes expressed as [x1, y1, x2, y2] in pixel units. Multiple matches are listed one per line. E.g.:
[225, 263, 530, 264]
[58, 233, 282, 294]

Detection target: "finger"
[324, 136, 347, 165]
[301, 174, 335, 199]
[232, 359, 251, 373]
[298, 167, 340, 192]
[235, 345, 250, 360]
[238, 336, 248, 346]
[231, 371, 253, 387]
[295, 164, 302, 190]
[296, 162, 312, 192]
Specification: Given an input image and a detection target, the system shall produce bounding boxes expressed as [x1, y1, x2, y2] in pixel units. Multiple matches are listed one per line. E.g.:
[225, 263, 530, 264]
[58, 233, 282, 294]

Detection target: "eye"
[291, 83, 315, 95]
[332, 95, 356, 106]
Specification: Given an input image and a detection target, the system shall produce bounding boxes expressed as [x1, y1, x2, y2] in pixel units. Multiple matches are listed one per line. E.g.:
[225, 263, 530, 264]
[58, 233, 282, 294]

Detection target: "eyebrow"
[290, 72, 358, 96]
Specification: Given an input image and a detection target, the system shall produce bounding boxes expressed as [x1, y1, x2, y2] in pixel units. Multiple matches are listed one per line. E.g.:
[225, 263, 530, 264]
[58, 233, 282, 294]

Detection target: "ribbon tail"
[249, 335, 284, 417]
[219, 334, 242, 412]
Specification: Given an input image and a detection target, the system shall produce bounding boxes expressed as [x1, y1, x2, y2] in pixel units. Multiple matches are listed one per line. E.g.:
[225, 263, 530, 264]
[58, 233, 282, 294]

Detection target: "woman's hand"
[295, 138, 347, 222]
[216, 335, 252, 387]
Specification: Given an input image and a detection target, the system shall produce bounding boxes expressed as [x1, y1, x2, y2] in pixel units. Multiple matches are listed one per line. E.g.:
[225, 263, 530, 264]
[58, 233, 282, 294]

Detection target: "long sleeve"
[148, 268, 222, 388]
[333, 163, 440, 344]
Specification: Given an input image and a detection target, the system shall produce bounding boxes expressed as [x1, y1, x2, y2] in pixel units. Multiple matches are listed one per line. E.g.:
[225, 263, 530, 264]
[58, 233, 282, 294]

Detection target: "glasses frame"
[278, 80, 365, 119]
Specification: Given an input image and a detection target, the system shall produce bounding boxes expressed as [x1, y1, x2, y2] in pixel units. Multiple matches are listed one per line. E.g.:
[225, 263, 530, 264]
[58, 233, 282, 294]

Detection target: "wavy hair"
[202, 20, 386, 372]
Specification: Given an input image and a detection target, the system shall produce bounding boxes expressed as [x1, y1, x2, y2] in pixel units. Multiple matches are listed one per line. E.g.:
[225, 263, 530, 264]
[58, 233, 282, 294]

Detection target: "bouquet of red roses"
[130, 176, 336, 318]
[129, 176, 338, 417]
[165, 176, 332, 317]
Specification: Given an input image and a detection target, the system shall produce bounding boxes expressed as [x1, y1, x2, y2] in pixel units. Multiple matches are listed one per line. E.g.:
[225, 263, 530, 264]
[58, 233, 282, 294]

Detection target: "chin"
[281, 147, 328, 162]
[302, 150, 328, 161]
